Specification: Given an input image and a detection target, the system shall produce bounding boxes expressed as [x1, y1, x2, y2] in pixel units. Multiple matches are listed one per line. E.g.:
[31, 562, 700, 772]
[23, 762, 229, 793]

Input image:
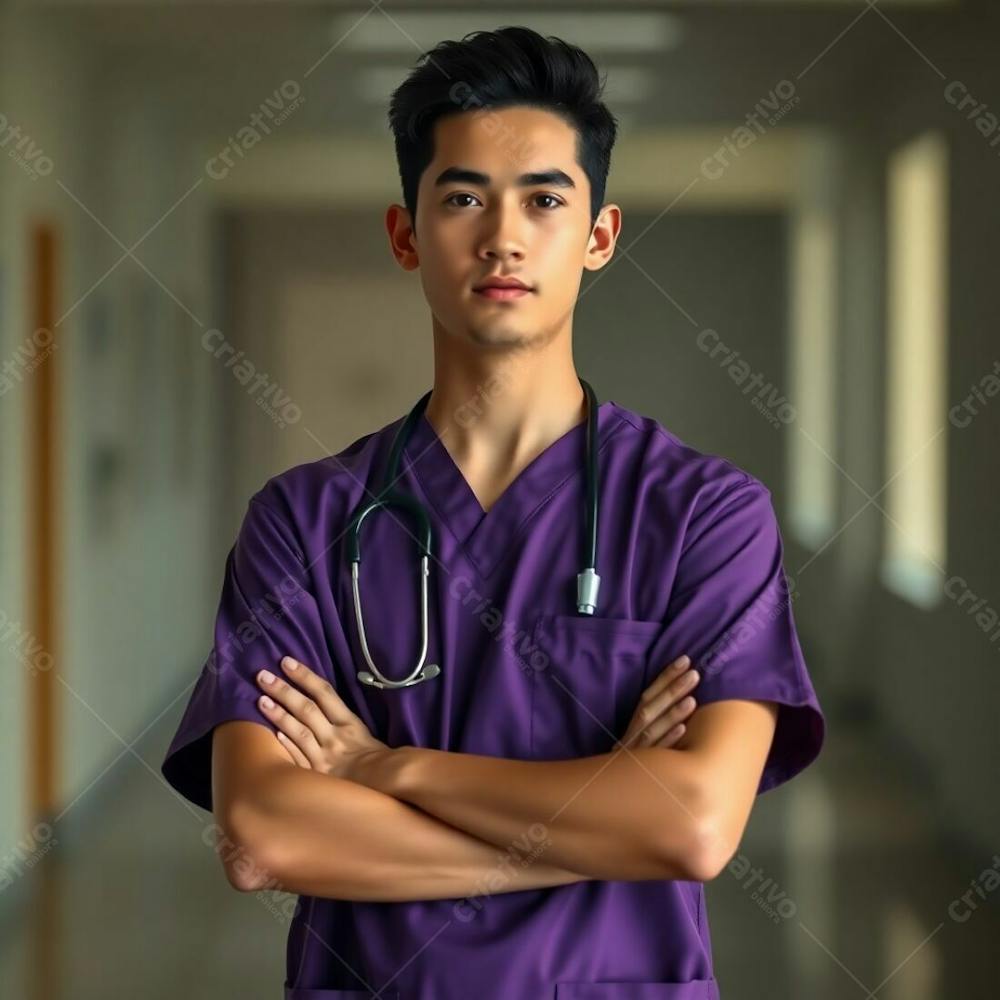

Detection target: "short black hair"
[387, 26, 619, 235]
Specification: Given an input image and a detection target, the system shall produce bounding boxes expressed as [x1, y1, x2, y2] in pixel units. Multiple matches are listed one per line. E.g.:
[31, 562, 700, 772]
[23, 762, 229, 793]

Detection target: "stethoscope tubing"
[345, 378, 600, 689]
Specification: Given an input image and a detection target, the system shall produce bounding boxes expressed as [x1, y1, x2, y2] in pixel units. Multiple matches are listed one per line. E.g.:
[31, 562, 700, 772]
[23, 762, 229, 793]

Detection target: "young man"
[162, 26, 824, 999]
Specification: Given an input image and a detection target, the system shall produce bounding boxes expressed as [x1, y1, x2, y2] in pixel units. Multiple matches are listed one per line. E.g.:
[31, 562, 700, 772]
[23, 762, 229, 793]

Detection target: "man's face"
[397, 105, 615, 353]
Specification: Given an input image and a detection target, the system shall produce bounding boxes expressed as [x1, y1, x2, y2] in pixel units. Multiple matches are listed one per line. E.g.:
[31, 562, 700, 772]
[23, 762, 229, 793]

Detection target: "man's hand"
[255, 656, 389, 781]
[616, 654, 700, 750]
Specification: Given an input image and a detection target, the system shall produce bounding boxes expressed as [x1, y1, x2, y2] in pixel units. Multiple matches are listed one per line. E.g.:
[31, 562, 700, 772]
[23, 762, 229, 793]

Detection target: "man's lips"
[474, 285, 532, 300]
[473, 278, 533, 300]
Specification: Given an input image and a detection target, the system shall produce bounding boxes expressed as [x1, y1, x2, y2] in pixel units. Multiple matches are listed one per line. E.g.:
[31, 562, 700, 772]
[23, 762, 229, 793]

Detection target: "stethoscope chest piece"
[357, 663, 441, 690]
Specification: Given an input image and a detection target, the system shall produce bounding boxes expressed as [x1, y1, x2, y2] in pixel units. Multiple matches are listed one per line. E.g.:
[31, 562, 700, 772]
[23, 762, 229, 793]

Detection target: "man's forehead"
[428, 110, 580, 179]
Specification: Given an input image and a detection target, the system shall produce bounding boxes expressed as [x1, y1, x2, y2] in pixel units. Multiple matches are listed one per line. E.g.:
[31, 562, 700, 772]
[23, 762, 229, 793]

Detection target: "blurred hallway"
[2, 1, 999, 997]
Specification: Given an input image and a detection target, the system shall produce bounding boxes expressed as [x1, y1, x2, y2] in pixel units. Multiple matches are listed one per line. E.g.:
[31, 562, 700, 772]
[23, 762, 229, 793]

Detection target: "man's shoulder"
[608, 399, 765, 505]
[249, 415, 402, 525]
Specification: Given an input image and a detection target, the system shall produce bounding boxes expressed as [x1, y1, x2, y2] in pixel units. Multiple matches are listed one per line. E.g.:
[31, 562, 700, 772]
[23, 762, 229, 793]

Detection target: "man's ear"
[585, 203, 622, 272]
[386, 203, 419, 271]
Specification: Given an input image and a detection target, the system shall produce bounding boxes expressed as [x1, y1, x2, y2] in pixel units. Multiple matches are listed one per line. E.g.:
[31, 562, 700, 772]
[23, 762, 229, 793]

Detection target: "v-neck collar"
[399, 399, 627, 579]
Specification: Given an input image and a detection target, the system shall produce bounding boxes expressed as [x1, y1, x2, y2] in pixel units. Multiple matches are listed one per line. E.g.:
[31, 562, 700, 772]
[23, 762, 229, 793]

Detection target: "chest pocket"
[529, 614, 664, 759]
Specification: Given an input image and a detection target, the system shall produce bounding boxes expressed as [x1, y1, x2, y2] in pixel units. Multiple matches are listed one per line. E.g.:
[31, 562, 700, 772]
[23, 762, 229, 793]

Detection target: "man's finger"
[642, 669, 699, 723]
[258, 692, 323, 765]
[653, 722, 687, 749]
[642, 697, 696, 745]
[639, 655, 691, 704]
[276, 730, 312, 768]
[256, 667, 318, 717]
[280, 656, 356, 724]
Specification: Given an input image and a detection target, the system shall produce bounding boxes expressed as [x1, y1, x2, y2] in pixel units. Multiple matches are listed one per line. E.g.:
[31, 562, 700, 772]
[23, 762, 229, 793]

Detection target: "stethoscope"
[345, 377, 602, 690]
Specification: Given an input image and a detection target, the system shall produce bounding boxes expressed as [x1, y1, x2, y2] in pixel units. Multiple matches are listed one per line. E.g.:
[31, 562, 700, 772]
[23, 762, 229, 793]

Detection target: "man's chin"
[464, 325, 539, 351]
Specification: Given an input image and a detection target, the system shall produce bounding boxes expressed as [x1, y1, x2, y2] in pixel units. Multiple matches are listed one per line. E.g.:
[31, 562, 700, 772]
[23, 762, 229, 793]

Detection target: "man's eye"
[445, 193, 563, 209]
[534, 194, 563, 210]
[445, 193, 480, 208]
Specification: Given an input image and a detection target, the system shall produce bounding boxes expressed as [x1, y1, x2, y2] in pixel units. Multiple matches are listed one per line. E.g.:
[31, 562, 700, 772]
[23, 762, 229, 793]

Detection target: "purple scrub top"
[162, 397, 825, 1000]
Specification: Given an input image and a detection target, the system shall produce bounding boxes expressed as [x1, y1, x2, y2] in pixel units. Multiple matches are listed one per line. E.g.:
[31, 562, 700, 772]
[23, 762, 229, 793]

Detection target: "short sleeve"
[654, 477, 825, 795]
[161, 494, 332, 811]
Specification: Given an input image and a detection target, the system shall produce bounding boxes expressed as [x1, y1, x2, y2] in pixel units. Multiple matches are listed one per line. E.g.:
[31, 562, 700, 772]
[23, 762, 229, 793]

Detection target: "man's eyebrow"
[433, 166, 576, 190]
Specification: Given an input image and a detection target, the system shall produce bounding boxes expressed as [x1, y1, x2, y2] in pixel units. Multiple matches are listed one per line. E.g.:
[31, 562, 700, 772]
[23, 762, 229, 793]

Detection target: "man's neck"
[422, 351, 588, 513]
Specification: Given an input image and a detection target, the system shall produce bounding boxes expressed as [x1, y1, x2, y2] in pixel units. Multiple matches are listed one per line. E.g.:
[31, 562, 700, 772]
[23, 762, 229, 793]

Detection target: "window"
[788, 202, 837, 548]
[881, 131, 948, 608]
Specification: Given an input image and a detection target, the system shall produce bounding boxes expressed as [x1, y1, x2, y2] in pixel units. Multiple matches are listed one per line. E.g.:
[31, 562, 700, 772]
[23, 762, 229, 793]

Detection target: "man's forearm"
[357, 746, 708, 881]
[229, 760, 593, 901]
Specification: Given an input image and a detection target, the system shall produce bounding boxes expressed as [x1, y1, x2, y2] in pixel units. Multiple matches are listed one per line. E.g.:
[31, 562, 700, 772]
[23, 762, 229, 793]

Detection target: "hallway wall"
[0, 11, 223, 867]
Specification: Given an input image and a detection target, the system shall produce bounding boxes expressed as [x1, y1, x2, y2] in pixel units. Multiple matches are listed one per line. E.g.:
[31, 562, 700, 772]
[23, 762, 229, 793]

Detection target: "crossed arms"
[211, 656, 777, 901]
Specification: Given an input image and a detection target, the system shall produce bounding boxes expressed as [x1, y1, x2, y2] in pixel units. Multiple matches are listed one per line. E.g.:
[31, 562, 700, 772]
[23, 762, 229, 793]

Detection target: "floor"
[0, 705, 995, 999]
